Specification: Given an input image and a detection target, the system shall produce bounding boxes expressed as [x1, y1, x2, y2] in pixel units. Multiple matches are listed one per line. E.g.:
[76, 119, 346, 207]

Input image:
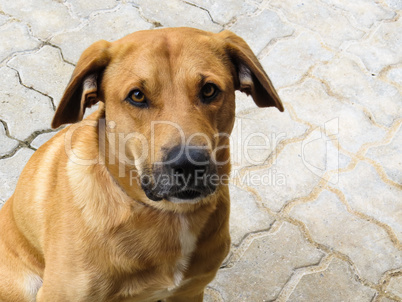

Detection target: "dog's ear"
[218, 30, 284, 111]
[51, 40, 112, 128]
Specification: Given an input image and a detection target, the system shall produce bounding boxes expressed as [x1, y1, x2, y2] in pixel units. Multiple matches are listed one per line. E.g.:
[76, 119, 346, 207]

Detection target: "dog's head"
[52, 28, 283, 204]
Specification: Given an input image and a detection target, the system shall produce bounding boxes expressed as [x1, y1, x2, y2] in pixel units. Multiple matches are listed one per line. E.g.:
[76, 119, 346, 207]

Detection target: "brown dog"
[0, 27, 283, 302]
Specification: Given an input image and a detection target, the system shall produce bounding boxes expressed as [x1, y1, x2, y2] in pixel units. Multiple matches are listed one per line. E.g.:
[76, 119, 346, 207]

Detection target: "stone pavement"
[0, 0, 401, 301]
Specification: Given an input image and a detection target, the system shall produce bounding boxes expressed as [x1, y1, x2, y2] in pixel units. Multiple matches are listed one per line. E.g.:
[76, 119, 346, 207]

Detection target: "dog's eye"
[126, 89, 147, 107]
[201, 83, 219, 103]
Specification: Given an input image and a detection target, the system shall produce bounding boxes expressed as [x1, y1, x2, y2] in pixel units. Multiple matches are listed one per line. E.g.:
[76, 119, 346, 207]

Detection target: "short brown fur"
[0, 28, 283, 302]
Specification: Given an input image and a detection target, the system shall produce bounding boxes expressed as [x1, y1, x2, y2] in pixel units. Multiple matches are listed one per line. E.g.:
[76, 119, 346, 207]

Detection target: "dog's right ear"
[51, 40, 111, 129]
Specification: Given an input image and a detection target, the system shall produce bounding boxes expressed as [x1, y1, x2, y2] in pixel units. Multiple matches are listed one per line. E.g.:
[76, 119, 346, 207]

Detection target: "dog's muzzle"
[141, 145, 218, 203]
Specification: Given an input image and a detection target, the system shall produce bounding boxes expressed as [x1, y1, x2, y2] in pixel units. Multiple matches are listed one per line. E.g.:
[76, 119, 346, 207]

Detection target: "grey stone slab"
[320, 0, 395, 29]
[231, 106, 309, 170]
[378, 298, 396, 302]
[260, 32, 334, 88]
[0, 67, 54, 140]
[51, 4, 152, 63]
[387, 275, 402, 299]
[288, 258, 376, 302]
[301, 128, 352, 185]
[279, 79, 387, 153]
[1, 0, 81, 40]
[384, 0, 402, 9]
[30, 131, 57, 150]
[8, 45, 74, 107]
[209, 222, 323, 301]
[269, 0, 365, 48]
[290, 190, 402, 283]
[137, 0, 221, 31]
[0, 148, 35, 201]
[366, 125, 402, 185]
[242, 142, 322, 212]
[0, 122, 18, 156]
[66, 0, 119, 17]
[336, 161, 402, 242]
[0, 14, 9, 27]
[228, 185, 275, 245]
[386, 67, 402, 85]
[185, 0, 257, 25]
[228, 9, 294, 55]
[313, 57, 402, 127]
[347, 17, 402, 74]
[0, 21, 41, 62]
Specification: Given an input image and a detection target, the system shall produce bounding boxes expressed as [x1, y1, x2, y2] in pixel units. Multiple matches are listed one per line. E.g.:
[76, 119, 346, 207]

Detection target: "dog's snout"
[165, 145, 210, 180]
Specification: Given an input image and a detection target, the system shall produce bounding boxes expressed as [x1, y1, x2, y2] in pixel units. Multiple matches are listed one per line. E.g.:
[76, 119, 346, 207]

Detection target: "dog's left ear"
[218, 30, 284, 111]
[51, 40, 112, 128]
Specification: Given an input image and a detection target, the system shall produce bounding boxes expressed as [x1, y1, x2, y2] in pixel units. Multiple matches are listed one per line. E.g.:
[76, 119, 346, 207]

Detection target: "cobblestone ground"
[0, 0, 401, 301]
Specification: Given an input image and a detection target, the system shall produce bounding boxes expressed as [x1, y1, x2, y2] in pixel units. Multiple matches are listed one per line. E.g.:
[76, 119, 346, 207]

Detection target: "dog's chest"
[173, 216, 197, 287]
[114, 216, 198, 300]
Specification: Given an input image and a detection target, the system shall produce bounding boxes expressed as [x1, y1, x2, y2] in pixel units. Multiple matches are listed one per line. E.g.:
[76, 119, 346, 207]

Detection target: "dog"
[0, 27, 283, 302]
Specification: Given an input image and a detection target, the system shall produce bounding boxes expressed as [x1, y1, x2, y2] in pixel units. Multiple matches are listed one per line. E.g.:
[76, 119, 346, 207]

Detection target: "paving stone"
[66, 0, 119, 17]
[231, 106, 309, 170]
[279, 79, 387, 153]
[336, 161, 402, 242]
[0, 14, 9, 27]
[0, 21, 41, 63]
[185, 0, 257, 25]
[0, 0, 81, 40]
[50, 4, 152, 63]
[228, 9, 294, 55]
[384, 0, 402, 10]
[0, 67, 54, 140]
[347, 17, 402, 74]
[8, 45, 74, 107]
[301, 128, 352, 185]
[366, 125, 402, 186]
[0, 122, 18, 156]
[289, 190, 402, 283]
[269, 0, 365, 48]
[228, 184, 275, 245]
[320, 0, 395, 29]
[30, 131, 57, 150]
[0, 148, 35, 201]
[242, 142, 322, 212]
[378, 298, 395, 302]
[234, 90, 258, 115]
[260, 32, 334, 88]
[137, 0, 222, 31]
[203, 288, 224, 302]
[209, 222, 324, 301]
[288, 258, 376, 302]
[386, 67, 402, 85]
[387, 275, 402, 299]
[313, 57, 402, 127]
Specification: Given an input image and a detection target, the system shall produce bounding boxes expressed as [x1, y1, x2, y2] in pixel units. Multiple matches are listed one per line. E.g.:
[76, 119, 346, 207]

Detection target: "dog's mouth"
[169, 189, 202, 200]
[140, 172, 217, 204]
[142, 182, 215, 203]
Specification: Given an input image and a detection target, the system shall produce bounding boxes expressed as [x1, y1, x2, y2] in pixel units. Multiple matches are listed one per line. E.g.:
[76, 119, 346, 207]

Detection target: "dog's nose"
[165, 145, 210, 182]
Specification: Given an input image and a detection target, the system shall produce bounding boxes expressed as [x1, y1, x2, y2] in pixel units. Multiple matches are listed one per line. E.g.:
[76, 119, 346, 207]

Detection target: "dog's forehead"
[111, 28, 226, 67]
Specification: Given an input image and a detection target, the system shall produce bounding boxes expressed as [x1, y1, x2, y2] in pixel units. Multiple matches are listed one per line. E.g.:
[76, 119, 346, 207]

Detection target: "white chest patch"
[24, 273, 43, 301]
[172, 216, 197, 288]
